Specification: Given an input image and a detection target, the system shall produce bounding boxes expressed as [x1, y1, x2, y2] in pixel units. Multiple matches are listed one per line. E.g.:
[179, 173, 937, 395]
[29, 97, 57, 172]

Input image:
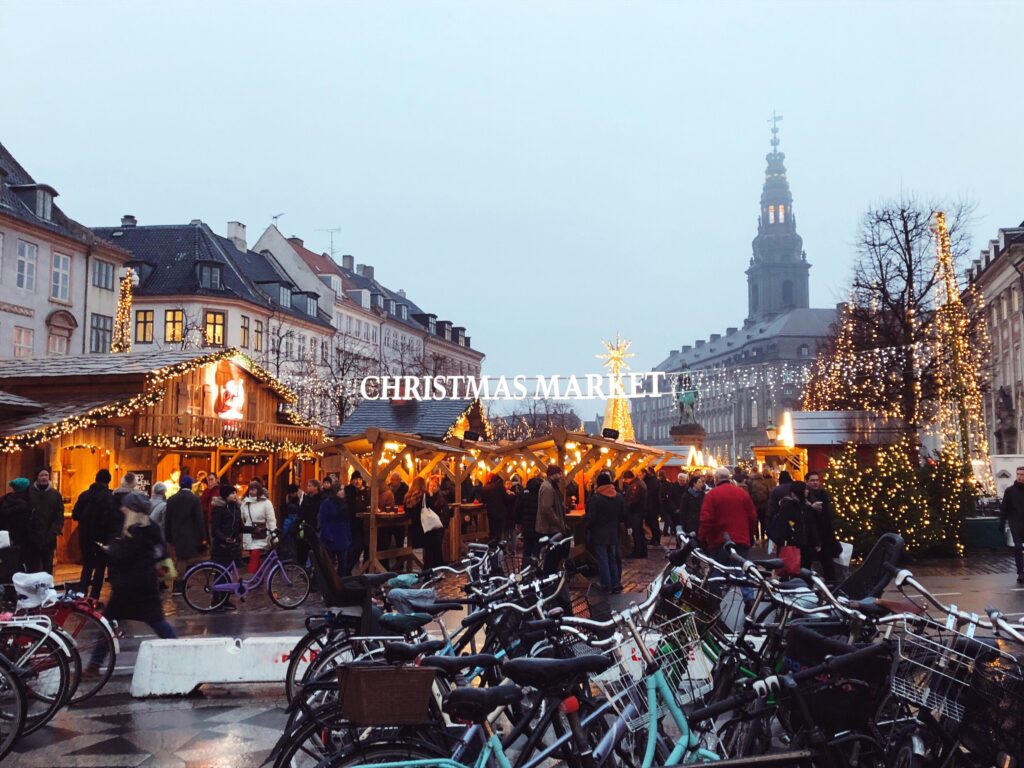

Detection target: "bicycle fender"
[98, 614, 120, 654]
[593, 702, 634, 765]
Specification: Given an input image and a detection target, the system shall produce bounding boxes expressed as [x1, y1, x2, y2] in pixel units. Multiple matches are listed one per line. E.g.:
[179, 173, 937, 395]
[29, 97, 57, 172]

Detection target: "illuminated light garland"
[110, 268, 134, 353]
[0, 390, 166, 453]
[133, 432, 321, 455]
[145, 348, 298, 404]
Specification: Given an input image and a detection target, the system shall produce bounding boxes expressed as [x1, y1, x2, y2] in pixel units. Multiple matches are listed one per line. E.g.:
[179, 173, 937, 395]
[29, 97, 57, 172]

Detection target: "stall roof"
[0, 393, 138, 440]
[321, 429, 472, 458]
[331, 399, 487, 442]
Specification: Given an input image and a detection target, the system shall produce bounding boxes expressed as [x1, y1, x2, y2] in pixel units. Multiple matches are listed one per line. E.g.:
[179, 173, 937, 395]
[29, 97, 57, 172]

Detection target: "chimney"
[710, 333, 721, 342]
[696, 339, 705, 347]
[227, 221, 247, 251]
[342, 255, 355, 271]
[363, 265, 375, 280]
[288, 236, 303, 248]
[397, 289, 406, 298]
[120, 214, 137, 228]
[356, 264, 365, 276]
[681, 345, 692, 352]
[726, 327, 737, 336]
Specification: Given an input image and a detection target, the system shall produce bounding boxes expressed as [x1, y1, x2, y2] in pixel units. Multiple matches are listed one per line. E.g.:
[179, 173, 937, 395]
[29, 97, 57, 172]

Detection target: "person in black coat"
[516, 476, 543, 561]
[90, 492, 176, 672]
[71, 469, 116, 599]
[345, 472, 370, 571]
[643, 468, 661, 545]
[210, 485, 243, 566]
[296, 479, 323, 569]
[480, 474, 509, 545]
[0, 478, 32, 550]
[586, 472, 624, 593]
[680, 474, 706, 535]
[1001, 466, 1024, 583]
[622, 471, 647, 558]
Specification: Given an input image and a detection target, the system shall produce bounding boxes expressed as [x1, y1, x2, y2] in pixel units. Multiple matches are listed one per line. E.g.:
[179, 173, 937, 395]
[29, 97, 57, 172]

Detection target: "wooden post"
[367, 435, 382, 572]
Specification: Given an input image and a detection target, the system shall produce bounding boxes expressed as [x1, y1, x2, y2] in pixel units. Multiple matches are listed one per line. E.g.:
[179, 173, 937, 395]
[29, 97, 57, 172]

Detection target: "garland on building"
[145, 348, 298, 404]
[110, 268, 134, 353]
[133, 432, 319, 455]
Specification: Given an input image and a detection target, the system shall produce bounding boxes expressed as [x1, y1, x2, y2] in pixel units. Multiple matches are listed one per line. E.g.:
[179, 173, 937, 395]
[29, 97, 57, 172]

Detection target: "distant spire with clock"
[746, 112, 810, 322]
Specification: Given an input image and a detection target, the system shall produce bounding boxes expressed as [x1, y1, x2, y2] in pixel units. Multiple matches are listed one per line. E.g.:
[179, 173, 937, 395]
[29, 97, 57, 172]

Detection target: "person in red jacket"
[698, 467, 757, 549]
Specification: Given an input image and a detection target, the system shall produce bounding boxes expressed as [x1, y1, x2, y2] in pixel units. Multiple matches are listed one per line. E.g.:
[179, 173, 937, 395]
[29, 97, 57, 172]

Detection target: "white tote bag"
[421, 495, 443, 534]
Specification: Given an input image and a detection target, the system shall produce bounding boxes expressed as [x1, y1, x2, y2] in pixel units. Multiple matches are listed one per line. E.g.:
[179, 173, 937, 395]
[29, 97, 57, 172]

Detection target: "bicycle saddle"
[405, 600, 467, 615]
[384, 639, 447, 663]
[503, 655, 612, 691]
[379, 612, 433, 635]
[444, 684, 522, 723]
[421, 653, 500, 676]
[341, 572, 398, 590]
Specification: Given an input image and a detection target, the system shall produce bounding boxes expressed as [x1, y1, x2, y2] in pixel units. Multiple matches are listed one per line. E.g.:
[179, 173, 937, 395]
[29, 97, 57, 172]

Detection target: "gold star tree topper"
[597, 334, 636, 441]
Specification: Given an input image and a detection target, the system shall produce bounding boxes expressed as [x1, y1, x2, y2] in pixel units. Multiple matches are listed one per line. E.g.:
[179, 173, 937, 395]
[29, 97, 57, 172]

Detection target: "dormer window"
[400, 305, 408, 320]
[387, 299, 396, 314]
[428, 317, 436, 334]
[36, 190, 53, 221]
[306, 296, 317, 316]
[279, 285, 292, 306]
[199, 264, 222, 289]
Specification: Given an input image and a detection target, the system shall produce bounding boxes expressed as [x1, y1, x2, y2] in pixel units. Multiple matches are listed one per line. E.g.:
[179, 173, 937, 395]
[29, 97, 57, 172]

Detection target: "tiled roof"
[332, 398, 476, 441]
[0, 391, 43, 410]
[0, 142, 129, 258]
[0, 348, 216, 381]
[92, 222, 333, 331]
[0, 394, 137, 438]
[656, 307, 837, 371]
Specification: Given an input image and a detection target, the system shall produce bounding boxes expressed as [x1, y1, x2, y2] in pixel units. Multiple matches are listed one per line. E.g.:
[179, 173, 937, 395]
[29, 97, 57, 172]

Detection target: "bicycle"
[181, 532, 310, 612]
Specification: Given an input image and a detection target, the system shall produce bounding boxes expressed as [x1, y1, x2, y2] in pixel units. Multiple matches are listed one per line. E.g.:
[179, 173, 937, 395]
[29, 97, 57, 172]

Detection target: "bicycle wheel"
[0, 625, 72, 736]
[268, 563, 311, 609]
[56, 607, 117, 704]
[285, 623, 349, 703]
[182, 563, 232, 612]
[49, 623, 82, 707]
[315, 738, 447, 768]
[0, 654, 27, 762]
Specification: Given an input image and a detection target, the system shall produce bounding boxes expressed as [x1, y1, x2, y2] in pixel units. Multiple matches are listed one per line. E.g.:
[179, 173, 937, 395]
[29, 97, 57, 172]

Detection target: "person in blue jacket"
[318, 483, 352, 576]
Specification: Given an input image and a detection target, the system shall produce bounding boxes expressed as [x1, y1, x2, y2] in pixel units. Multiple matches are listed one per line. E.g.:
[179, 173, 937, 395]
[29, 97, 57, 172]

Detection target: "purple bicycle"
[181, 536, 310, 612]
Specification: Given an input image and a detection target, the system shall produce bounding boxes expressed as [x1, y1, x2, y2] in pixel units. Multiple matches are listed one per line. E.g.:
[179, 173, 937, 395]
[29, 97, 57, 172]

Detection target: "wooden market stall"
[0, 348, 323, 565]
[319, 428, 472, 572]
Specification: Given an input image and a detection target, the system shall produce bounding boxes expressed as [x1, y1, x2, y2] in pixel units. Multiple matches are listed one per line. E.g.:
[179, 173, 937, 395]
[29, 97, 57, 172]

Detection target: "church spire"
[746, 113, 810, 322]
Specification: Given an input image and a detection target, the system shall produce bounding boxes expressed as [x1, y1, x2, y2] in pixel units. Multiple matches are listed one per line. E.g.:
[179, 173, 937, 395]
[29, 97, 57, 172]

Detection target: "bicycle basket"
[961, 647, 1024, 760]
[337, 664, 437, 725]
[658, 577, 722, 637]
[890, 617, 1007, 724]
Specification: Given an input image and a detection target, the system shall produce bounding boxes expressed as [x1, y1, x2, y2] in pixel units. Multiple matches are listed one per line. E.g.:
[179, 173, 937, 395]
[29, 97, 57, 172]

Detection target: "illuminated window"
[50, 252, 71, 301]
[240, 315, 250, 348]
[778, 204, 785, 223]
[16, 240, 37, 290]
[768, 205, 775, 224]
[164, 309, 184, 343]
[204, 311, 225, 346]
[254, 320, 264, 352]
[13, 326, 33, 358]
[135, 310, 154, 343]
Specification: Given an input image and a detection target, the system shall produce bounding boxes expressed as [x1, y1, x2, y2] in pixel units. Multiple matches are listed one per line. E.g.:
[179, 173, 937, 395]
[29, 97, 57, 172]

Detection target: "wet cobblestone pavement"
[10, 543, 1022, 767]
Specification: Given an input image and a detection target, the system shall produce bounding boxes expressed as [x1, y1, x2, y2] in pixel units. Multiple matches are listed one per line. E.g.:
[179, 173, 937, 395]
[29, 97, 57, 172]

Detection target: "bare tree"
[152, 303, 205, 351]
[806, 196, 984, 433]
[492, 399, 583, 441]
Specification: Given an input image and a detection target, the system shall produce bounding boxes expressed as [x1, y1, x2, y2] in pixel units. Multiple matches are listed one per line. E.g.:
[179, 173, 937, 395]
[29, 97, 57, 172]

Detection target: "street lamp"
[765, 416, 777, 443]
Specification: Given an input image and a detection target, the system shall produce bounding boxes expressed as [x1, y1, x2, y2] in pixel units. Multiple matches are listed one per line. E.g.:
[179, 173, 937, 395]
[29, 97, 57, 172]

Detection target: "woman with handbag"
[240, 482, 277, 572]
[406, 477, 446, 569]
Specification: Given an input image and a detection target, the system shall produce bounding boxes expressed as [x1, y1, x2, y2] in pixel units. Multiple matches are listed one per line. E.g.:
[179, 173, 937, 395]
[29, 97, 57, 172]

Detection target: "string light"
[134, 432, 319, 455]
[110, 268, 134, 353]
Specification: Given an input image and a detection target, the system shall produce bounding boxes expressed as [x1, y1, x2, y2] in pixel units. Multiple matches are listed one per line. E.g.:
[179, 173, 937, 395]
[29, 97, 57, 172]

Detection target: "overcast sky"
[3, 0, 1022, 420]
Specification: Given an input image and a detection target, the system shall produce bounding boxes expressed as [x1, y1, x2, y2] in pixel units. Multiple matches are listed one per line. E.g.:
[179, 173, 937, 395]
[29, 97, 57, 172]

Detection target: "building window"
[135, 310, 154, 343]
[346, 316, 353, 335]
[89, 314, 113, 353]
[297, 334, 306, 358]
[306, 296, 317, 316]
[798, 343, 810, 357]
[50, 252, 71, 301]
[279, 285, 291, 307]
[254, 320, 264, 352]
[13, 326, 33, 358]
[164, 309, 184, 343]
[310, 336, 316, 358]
[778, 204, 785, 223]
[372, 326, 378, 343]
[751, 399, 759, 428]
[321, 340, 328, 364]
[284, 335, 294, 360]
[199, 264, 222, 289]
[240, 315, 250, 348]
[47, 333, 69, 355]
[92, 259, 116, 290]
[204, 311, 225, 346]
[16, 240, 37, 290]
[768, 205, 775, 224]
[782, 280, 794, 307]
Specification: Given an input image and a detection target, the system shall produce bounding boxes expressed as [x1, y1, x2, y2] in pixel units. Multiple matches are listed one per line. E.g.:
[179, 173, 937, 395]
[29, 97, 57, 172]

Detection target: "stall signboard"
[206, 360, 247, 421]
[130, 470, 153, 494]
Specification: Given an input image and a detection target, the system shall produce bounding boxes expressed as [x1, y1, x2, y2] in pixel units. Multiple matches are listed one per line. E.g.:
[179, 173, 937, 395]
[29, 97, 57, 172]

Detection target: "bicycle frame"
[207, 548, 286, 596]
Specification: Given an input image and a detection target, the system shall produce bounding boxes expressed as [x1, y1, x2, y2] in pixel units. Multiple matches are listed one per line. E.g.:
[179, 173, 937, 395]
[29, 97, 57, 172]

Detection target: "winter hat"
[220, 483, 235, 499]
[121, 491, 152, 515]
[8, 478, 29, 492]
[621, 470, 635, 480]
[350, 471, 362, 481]
[95, 469, 112, 485]
[596, 472, 613, 488]
[778, 470, 792, 484]
[545, 465, 562, 477]
[179, 475, 194, 490]
[286, 483, 300, 495]
[152, 482, 167, 496]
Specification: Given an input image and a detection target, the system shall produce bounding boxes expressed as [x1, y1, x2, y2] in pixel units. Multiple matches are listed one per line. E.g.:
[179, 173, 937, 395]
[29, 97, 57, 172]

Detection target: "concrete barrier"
[130, 636, 302, 697]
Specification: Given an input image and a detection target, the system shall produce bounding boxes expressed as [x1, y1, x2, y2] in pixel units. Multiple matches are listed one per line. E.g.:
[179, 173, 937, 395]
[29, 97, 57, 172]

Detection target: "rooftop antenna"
[316, 227, 342, 259]
[272, 212, 286, 227]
